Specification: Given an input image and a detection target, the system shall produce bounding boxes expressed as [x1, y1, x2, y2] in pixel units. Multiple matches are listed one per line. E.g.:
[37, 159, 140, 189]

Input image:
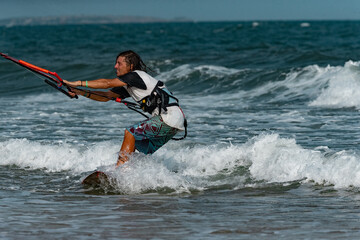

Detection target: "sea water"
[1, 21, 360, 239]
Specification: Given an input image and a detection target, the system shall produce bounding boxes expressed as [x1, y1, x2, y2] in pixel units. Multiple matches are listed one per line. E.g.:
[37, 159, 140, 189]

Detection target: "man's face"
[115, 56, 132, 77]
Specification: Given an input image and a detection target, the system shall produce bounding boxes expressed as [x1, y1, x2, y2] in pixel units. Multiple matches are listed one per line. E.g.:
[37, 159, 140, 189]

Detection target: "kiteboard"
[82, 171, 110, 187]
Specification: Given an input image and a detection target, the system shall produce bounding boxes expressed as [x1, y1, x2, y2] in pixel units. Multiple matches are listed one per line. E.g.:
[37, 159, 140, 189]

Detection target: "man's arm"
[67, 87, 120, 102]
[63, 78, 127, 89]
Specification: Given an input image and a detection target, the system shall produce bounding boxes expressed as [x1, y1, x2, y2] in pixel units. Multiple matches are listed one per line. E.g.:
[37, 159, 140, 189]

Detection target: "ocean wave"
[309, 60, 360, 108]
[235, 60, 360, 108]
[155, 60, 360, 109]
[0, 138, 118, 173]
[156, 64, 249, 94]
[2, 133, 360, 194]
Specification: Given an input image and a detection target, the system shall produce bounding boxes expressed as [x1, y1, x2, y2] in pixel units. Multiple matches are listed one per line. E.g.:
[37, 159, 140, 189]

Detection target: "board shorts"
[126, 115, 179, 154]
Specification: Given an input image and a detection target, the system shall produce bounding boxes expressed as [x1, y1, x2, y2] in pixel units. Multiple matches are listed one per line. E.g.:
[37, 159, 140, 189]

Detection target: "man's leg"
[116, 129, 135, 167]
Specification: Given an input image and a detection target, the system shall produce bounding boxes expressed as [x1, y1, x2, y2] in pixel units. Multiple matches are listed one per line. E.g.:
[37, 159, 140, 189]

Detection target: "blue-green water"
[1, 21, 360, 239]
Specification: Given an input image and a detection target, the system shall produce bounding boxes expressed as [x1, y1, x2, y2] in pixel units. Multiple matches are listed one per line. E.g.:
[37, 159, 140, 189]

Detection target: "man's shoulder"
[119, 71, 146, 90]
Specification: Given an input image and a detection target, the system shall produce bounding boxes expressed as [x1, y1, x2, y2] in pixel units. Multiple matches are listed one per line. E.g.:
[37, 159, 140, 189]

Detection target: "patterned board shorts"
[126, 115, 179, 154]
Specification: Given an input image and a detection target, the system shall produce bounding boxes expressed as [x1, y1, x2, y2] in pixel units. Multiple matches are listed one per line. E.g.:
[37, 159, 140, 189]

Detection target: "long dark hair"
[116, 50, 152, 73]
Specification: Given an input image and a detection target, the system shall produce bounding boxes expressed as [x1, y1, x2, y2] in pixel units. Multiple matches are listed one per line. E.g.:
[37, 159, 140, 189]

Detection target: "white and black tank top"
[111, 70, 185, 130]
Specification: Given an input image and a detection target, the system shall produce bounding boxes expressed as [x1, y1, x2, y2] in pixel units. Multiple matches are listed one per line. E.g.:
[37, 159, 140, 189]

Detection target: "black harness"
[138, 81, 187, 141]
[139, 81, 178, 114]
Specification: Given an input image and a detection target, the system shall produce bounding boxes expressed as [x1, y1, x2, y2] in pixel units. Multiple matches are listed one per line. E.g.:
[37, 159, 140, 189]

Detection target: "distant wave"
[309, 60, 360, 108]
[157, 64, 248, 95]
[0, 16, 189, 27]
[244, 60, 360, 108]
[158, 60, 360, 109]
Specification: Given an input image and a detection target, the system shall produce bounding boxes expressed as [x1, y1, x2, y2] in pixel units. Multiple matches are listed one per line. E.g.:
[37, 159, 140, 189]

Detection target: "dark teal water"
[1, 21, 360, 239]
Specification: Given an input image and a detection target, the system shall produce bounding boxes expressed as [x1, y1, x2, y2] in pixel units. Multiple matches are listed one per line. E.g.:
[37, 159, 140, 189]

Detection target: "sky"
[1, 0, 360, 21]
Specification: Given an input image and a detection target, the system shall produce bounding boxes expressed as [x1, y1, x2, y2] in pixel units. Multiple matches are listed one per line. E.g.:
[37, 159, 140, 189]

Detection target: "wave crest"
[309, 60, 360, 108]
[2, 134, 360, 193]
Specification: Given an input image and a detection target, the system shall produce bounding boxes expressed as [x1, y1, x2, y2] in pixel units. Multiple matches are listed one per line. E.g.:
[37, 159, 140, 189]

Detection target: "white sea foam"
[300, 22, 310, 28]
[2, 133, 360, 193]
[0, 138, 118, 173]
[246, 134, 360, 188]
[277, 60, 360, 108]
[309, 60, 360, 108]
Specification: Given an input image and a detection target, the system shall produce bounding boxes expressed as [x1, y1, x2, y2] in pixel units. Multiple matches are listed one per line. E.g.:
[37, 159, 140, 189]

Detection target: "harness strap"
[171, 118, 187, 141]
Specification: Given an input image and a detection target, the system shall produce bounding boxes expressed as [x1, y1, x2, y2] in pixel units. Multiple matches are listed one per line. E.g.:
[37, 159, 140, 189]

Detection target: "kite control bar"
[0, 52, 77, 99]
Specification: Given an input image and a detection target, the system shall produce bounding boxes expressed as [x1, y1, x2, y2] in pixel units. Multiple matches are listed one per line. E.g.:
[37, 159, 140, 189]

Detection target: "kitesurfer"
[64, 50, 186, 167]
